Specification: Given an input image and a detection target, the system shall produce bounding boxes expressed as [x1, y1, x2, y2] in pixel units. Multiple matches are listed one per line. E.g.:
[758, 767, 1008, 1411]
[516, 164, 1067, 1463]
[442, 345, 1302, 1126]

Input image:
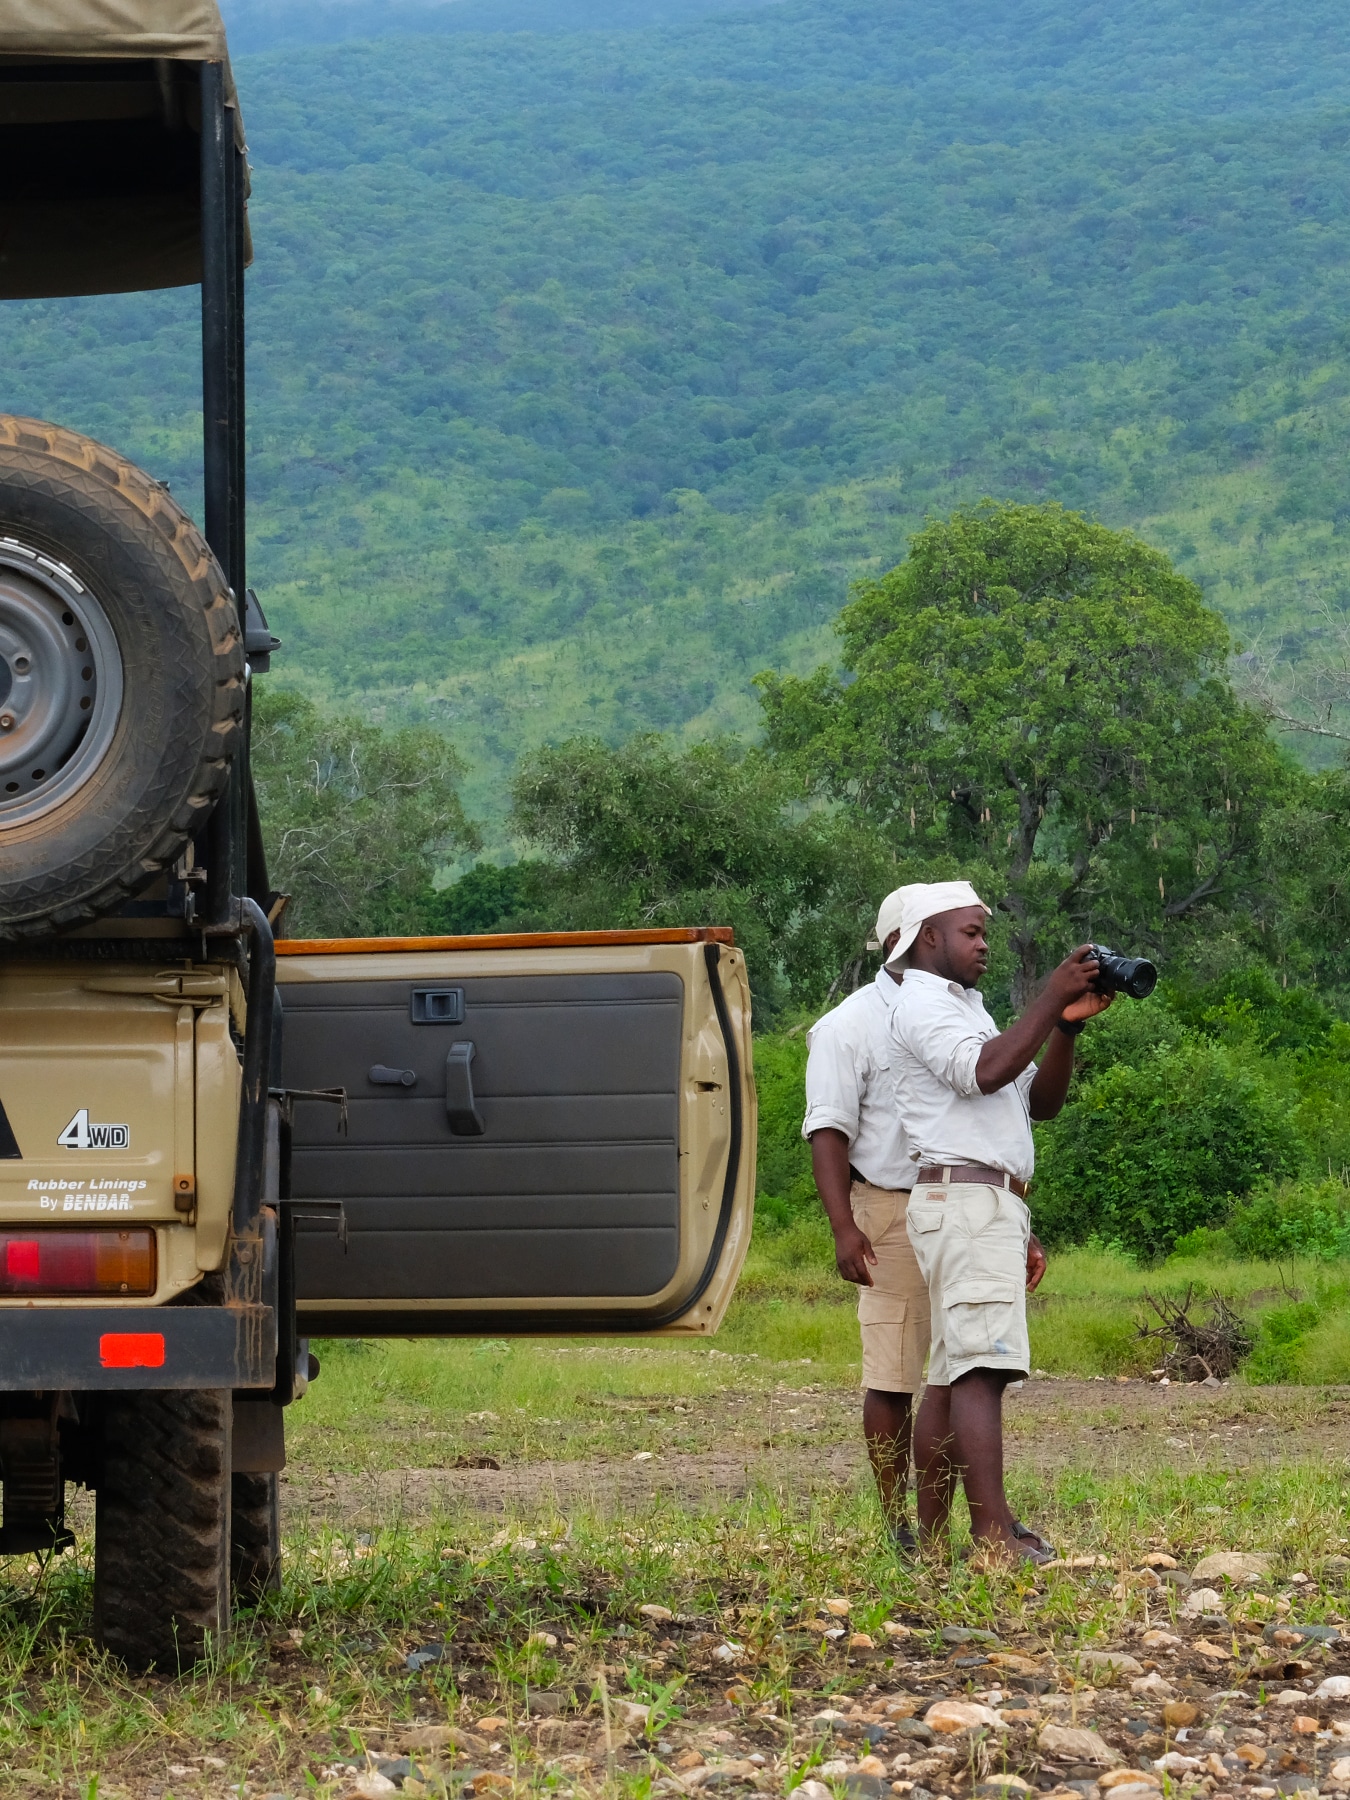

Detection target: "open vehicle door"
[276, 927, 755, 1336]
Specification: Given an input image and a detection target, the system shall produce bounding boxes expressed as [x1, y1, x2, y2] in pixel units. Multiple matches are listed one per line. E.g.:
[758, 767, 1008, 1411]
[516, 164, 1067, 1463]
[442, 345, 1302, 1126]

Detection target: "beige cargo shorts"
[849, 1179, 932, 1394]
[904, 1179, 1031, 1385]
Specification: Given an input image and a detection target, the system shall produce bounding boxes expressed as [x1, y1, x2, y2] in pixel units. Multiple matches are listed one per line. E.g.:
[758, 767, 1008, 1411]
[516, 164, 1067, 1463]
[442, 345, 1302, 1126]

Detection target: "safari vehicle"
[0, 1, 755, 1668]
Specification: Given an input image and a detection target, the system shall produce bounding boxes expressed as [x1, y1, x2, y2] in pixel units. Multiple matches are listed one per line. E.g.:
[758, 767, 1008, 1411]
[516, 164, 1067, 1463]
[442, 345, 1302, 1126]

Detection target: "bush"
[1169, 964, 1336, 1054]
[751, 1028, 816, 1229]
[1033, 1037, 1304, 1260]
[1070, 994, 1186, 1085]
[1224, 1177, 1350, 1262]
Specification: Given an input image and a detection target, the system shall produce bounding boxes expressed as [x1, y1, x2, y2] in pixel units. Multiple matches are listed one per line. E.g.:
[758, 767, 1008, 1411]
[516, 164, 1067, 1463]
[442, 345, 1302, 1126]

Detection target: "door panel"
[275, 934, 755, 1335]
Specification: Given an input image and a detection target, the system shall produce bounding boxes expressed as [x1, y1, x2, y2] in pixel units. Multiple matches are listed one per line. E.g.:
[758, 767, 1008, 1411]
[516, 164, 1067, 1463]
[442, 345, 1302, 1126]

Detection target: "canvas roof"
[0, 0, 248, 300]
[0, 0, 228, 63]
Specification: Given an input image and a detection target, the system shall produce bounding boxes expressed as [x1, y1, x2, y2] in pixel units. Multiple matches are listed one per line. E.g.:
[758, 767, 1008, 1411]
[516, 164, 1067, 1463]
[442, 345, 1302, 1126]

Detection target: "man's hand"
[1043, 945, 1106, 1012]
[1062, 987, 1114, 1023]
[834, 1220, 877, 1286]
[1025, 1232, 1047, 1293]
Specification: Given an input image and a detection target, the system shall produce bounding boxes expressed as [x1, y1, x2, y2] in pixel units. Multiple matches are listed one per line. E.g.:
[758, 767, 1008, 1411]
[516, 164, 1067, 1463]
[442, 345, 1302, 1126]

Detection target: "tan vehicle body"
[0, 960, 242, 1300]
[0, 931, 754, 1329]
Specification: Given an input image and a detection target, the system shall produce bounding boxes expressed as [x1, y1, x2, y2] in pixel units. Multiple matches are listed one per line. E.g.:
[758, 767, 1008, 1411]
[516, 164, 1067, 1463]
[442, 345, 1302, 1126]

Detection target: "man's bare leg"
[863, 1389, 914, 1541]
[948, 1368, 1020, 1547]
[913, 1383, 957, 1551]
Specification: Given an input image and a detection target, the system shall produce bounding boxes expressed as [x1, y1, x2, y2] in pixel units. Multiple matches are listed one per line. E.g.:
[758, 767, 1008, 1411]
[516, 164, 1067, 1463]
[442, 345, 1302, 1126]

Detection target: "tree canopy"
[252, 689, 479, 937]
[759, 502, 1292, 998]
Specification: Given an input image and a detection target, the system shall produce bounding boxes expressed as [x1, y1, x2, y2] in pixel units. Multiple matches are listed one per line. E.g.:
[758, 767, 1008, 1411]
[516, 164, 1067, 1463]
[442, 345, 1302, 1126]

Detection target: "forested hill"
[5, 0, 1350, 822]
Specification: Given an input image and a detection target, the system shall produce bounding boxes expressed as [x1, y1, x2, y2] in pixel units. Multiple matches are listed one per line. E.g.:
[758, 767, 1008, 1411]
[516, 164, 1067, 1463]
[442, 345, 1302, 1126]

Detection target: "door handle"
[368, 1065, 417, 1087]
[445, 1041, 486, 1136]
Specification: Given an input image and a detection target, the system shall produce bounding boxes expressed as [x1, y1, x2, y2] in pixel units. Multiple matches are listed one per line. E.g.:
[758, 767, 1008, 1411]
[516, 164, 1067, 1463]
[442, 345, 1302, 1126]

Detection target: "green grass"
[0, 1422, 1345, 1793]
[0, 1217, 1343, 1790]
[723, 1224, 1350, 1381]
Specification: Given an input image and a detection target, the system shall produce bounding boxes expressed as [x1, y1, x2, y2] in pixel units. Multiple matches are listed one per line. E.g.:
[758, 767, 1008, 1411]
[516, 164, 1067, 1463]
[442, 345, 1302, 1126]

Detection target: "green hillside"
[4, 0, 1350, 823]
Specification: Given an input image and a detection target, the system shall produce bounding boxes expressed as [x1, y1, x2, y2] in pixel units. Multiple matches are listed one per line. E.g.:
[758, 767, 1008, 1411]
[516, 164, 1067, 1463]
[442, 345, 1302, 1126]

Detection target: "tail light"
[0, 1229, 155, 1296]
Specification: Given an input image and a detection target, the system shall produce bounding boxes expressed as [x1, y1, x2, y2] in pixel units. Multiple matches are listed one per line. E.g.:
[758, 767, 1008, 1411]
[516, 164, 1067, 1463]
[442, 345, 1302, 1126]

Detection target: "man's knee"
[952, 1366, 1017, 1390]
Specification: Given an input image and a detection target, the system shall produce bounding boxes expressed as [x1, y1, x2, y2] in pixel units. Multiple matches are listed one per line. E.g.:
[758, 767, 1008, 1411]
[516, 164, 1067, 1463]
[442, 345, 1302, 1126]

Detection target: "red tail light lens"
[0, 1229, 155, 1296]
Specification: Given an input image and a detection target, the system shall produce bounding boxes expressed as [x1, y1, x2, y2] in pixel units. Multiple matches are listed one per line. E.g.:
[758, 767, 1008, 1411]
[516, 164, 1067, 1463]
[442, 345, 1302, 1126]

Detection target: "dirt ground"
[280, 1377, 1350, 1525]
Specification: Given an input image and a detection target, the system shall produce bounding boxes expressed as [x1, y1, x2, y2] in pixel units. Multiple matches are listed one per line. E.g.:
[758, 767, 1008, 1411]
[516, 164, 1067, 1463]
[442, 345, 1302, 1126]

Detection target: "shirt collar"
[873, 964, 906, 1008]
[902, 966, 976, 998]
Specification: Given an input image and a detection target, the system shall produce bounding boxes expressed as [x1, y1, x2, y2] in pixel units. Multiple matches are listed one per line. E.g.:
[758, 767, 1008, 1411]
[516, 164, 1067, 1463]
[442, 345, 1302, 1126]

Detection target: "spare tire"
[0, 416, 244, 938]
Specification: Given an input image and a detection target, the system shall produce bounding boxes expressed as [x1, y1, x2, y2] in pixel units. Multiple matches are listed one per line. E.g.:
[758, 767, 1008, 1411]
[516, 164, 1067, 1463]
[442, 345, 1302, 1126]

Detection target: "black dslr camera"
[1088, 944, 1157, 1000]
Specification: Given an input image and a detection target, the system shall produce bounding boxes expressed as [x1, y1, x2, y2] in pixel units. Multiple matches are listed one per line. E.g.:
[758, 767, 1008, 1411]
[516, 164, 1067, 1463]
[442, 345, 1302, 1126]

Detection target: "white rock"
[1100, 1772, 1161, 1792]
[352, 1779, 399, 1799]
[1182, 1586, 1226, 1616]
[1140, 1629, 1183, 1649]
[797, 1784, 831, 1800]
[1154, 1753, 1203, 1775]
[1102, 1786, 1161, 1800]
[1130, 1673, 1175, 1699]
[1038, 1724, 1115, 1764]
[1317, 1677, 1350, 1700]
[712, 1642, 742, 1663]
[812, 1711, 851, 1726]
[616, 1701, 651, 1730]
[927, 1699, 1006, 1733]
[1329, 1756, 1350, 1784]
[633, 1451, 654, 1462]
[640, 1603, 674, 1624]
[1191, 1551, 1273, 1584]
[1075, 1649, 1145, 1677]
[1272, 1690, 1307, 1707]
[823, 1597, 851, 1616]
[820, 1760, 853, 1778]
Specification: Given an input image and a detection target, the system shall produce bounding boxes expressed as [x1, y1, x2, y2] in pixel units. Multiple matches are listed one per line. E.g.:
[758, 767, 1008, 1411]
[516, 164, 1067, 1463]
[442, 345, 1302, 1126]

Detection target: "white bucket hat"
[875, 880, 990, 965]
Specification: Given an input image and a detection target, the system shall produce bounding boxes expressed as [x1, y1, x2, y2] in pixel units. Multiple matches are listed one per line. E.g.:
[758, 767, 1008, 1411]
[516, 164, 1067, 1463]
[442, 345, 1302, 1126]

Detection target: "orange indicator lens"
[0, 1229, 155, 1295]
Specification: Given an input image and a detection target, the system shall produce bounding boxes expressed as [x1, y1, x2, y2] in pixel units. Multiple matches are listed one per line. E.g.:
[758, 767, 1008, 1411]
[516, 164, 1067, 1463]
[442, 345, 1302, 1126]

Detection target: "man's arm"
[975, 946, 1104, 1094]
[811, 1128, 876, 1286]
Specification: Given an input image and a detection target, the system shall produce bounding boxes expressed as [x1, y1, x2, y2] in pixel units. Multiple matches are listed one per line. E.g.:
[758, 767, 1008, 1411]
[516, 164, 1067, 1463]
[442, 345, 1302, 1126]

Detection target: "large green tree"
[510, 732, 939, 1015]
[758, 502, 1290, 1002]
[252, 688, 480, 937]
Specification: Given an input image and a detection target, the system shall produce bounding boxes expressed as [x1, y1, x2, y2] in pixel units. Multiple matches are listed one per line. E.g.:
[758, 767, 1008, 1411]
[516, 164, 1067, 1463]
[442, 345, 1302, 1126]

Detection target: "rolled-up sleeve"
[892, 992, 985, 1096]
[802, 1021, 865, 1143]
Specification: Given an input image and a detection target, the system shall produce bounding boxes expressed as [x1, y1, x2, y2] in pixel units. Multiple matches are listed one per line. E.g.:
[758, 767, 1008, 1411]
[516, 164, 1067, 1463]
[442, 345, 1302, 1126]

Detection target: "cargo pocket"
[857, 1290, 925, 1392]
[943, 1277, 1024, 1363]
[858, 1288, 907, 1327]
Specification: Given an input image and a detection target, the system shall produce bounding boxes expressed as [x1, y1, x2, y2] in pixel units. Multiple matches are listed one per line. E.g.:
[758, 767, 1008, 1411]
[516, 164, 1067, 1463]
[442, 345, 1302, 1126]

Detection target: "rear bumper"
[0, 1304, 276, 1390]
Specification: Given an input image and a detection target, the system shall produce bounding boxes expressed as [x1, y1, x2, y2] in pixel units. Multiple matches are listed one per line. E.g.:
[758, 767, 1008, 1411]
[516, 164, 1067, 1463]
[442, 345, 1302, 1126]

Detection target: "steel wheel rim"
[0, 538, 124, 828]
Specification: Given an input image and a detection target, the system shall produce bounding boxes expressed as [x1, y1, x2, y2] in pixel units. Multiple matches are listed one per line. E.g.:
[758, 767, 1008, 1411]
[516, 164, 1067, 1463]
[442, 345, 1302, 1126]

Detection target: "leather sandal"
[1011, 1520, 1057, 1558]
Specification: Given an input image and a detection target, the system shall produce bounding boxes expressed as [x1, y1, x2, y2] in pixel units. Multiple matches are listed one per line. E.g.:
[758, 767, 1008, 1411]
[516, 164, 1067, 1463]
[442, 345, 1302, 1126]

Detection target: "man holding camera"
[886, 883, 1112, 1565]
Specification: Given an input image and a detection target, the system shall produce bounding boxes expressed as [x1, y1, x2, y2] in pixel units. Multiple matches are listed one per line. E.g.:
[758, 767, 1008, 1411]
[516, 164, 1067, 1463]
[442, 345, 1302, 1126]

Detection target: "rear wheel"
[0, 416, 244, 937]
[93, 1389, 232, 1670]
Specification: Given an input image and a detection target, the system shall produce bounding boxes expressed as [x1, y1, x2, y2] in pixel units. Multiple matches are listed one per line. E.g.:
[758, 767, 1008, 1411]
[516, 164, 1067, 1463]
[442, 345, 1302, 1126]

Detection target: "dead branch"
[1137, 1284, 1254, 1382]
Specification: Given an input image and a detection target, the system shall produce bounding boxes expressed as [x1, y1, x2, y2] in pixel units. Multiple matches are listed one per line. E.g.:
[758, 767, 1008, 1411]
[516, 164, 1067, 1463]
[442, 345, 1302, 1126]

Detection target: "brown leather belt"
[915, 1163, 1029, 1200]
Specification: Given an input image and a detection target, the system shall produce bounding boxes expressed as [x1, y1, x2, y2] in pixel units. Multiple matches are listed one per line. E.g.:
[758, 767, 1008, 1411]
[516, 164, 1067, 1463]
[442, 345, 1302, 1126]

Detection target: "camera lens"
[1089, 944, 1158, 1000]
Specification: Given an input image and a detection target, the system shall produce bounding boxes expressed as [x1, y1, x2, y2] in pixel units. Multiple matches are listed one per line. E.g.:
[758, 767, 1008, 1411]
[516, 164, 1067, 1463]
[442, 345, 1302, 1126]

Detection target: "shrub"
[1033, 1036, 1304, 1259]
[1168, 964, 1336, 1055]
[1223, 1177, 1350, 1262]
[751, 1028, 816, 1228]
[1070, 993, 1186, 1084]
